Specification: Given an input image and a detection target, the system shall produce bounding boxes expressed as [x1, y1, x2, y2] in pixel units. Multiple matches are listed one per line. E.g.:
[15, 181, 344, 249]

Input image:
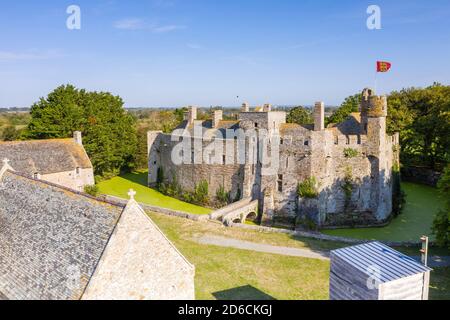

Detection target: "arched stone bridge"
[209, 198, 259, 226]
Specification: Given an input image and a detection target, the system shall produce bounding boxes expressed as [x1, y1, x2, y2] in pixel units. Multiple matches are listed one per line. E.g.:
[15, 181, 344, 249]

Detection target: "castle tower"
[360, 88, 391, 220]
[360, 88, 387, 133]
[241, 103, 250, 112]
[314, 102, 325, 131]
[184, 106, 197, 125]
[212, 110, 223, 128]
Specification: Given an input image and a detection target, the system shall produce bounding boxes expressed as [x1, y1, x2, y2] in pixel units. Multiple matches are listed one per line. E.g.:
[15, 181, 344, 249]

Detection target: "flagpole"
[374, 70, 378, 93]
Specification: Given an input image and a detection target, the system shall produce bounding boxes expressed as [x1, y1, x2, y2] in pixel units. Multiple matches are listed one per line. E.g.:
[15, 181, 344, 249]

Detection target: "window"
[223, 155, 226, 164]
[304, 140, 309, 146]
[346, 136, 350, 145]
[255, 123, 258, 128]
[33, 172, 39, 179]
[280, 138, 284, 145]
[76, 167, 80, 175]
[277, 174, 283, 192]
[334, 136, 339, 145]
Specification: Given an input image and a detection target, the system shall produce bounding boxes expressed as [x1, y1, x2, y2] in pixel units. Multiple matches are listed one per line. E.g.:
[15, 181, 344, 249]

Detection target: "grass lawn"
[97, 171, 212, 215]
[149, 212, 334, 300]
[322, 182, 445, 242]
[149, 212, 450, 300]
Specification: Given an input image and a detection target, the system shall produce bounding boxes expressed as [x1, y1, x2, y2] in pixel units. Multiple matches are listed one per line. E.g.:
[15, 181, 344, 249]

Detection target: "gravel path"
[197, 235, 330, 260]
[196, 235, 450, 267]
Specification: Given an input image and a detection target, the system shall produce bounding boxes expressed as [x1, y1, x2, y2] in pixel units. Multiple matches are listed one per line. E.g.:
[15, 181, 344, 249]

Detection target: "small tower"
[360, 88, 387, 133]
[314, 101, 325, 131]
[212, 110, 223, 128]
[184, 106, 198, 125]
[241, 103, 250, 113]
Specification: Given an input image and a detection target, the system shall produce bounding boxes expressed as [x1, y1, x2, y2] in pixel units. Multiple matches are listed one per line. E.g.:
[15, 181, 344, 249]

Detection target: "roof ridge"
[0, 138, 74, 145]
[5, 170, 125, 209]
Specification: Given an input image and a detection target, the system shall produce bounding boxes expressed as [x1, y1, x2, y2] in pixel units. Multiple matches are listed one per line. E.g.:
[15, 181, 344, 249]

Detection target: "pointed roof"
[0, 169, 123, 300]
[0, 168, 194, 300]
[0, 138, 92, 175]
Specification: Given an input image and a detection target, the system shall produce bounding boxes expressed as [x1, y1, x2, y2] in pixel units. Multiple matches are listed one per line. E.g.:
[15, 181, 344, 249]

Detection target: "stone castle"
[148, 88, 400, 227]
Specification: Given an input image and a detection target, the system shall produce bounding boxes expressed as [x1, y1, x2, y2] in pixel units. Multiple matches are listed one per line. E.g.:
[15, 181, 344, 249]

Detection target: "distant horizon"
[1, 0, 449, 107]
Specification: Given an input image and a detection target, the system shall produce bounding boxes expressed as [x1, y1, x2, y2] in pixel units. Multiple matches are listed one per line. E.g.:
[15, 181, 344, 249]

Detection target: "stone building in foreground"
[148, 88, 400, 227]
[0, 161, 195, 300]
[0, 131, 94, 191]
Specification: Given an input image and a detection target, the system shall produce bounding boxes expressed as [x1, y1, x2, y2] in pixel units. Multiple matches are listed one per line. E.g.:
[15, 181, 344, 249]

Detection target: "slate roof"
[0, 139, 92, 175]
[0, 170, 123, 300]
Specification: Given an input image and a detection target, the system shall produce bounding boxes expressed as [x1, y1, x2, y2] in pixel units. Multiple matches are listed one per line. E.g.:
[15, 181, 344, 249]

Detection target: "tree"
[1, 125, 20, 141]
[286, 106, 312, 125]
[25, 85, 137, 177]
[432, 166, 450, 248]
[326, 94, 361, 125]
[387, 83, 450, 170]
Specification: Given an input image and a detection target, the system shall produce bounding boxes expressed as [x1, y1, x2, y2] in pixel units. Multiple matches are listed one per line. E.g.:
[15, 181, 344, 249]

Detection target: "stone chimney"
[263, 104, 272, 112]
[241, 103, 249, 112]
[314, 102, 325, 131]
[187, 106, 197, 125]
[212, 110, 223, 128]
[73, 131, 83, 145]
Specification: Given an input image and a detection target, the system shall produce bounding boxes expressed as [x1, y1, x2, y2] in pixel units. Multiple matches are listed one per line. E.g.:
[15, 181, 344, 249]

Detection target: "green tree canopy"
[326, 94, 361, 126]
[432, 166, 450, 248]
[387, 83, 450, 170]
[286, 106, 313, 125]
[25, 84, 137, 177]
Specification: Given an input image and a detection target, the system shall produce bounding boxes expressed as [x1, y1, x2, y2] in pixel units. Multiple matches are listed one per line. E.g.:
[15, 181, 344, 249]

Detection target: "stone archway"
[242, 211, 258, 224]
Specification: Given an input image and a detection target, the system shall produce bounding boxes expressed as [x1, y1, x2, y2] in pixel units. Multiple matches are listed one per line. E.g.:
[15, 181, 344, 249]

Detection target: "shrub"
[193, 180, 209, 205]
[84, 185, 99, 197]
[392, 163, 406, 216]
[216, 185, 230, 206]
[297, 177, 318, 199]
[343, 148, 359, 158]
[156, 167, 164, 189]
[432, 166, 450, 249]
[341, 167, 353, 211]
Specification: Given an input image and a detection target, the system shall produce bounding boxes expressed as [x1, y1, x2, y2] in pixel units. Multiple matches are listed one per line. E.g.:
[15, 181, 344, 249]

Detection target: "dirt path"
[196, 235, 450, 267]
[196, 235, 330, 260]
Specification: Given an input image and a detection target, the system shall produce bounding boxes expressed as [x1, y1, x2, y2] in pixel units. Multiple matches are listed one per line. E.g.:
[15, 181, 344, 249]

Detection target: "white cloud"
[152, 25, 186, 33]
[114, 18, 185, 33]
[114, 18, 147, 30]
[187, 43, 204, 50]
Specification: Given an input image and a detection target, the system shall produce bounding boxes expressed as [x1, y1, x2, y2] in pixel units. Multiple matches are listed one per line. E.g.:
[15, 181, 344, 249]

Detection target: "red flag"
[377, 61, 392, 72]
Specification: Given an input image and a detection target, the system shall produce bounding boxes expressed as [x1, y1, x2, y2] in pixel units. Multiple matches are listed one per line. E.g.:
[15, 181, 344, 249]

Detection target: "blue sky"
[0, 0, 449, 107]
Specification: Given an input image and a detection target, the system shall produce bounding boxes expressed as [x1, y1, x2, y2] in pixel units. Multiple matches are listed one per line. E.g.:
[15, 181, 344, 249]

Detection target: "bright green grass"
[97, 171, 212, 215]
[322, 182, 445, 242]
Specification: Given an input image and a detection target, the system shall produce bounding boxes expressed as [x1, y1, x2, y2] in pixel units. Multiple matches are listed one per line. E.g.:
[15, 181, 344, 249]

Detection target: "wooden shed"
[330, 241, 432, 300]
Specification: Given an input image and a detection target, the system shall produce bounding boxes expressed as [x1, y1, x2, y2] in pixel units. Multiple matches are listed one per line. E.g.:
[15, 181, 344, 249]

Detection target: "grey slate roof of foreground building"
[331, 241, 432, 283]
[0, 170, 123, 300]
[0, 138, 92, 175]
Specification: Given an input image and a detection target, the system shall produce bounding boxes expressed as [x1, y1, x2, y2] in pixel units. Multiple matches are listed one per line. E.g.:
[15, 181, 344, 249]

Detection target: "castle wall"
[148, 91, 399, 227]
[149, 133, 243, 202]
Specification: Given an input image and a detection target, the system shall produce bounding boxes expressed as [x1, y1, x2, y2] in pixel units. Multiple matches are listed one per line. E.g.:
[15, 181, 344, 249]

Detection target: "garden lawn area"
[322, 182, 445, 242]
[97, 171, 212, 215]
[149, 212, 450, 300]
[149, 212, 334, 300]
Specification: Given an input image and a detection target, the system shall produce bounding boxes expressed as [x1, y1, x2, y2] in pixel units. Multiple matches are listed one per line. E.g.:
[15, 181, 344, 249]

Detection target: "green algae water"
[322, 182, 445, 242]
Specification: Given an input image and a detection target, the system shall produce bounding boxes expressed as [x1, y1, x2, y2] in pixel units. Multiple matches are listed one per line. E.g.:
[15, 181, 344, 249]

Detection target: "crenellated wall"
[148, 89, 400, 227]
